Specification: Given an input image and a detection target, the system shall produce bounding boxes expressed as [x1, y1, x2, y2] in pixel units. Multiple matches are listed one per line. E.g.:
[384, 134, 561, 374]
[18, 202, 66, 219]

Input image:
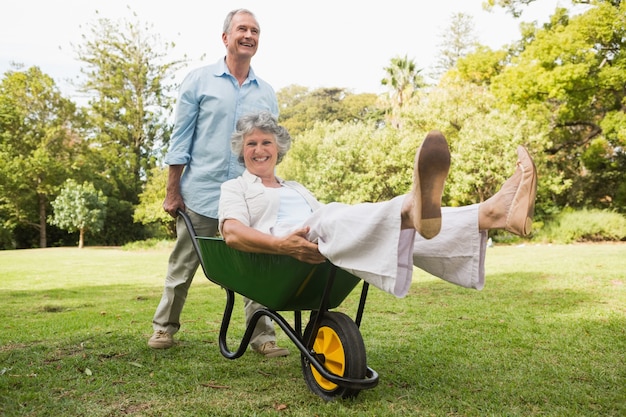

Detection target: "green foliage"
[278, 121, 417, 204]
[381, 55, 425, 108]
[536, 208, 626, 243]
[483, 0, 538, 18]
[276, 85, 382, 137]
[121, 237, 173, 251]
[279, 77, 553, 220]
[489, 2, 626, 211]
[0, 7, 185, 249]
[455, 45, 509, 85]
[3, 2, 626, 249]
[50, 179, 107, 233]
[581, 137, 612, 171]
[0, 65, 83, 248]
[97, 197, 149, 246]
[133, 166, 175, 238]
[44, 11, 184, 247]
[49, 179, 107, 247]
[433, 12, 478, 77]
[399, 76, 554, 215]
[76, 14, 186, 203]
[0, 221, 15, 250]
[448, 107, 548, 208]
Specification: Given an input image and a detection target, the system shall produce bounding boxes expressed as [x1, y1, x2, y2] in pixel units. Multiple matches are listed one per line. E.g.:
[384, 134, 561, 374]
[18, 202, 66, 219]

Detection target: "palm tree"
[381, 55, 425, 127]
[381, 55, 424, 109]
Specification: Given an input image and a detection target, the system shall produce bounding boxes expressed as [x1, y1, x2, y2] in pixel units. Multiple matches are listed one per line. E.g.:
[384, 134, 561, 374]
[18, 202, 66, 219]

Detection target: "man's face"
[223, 12, 260, 60]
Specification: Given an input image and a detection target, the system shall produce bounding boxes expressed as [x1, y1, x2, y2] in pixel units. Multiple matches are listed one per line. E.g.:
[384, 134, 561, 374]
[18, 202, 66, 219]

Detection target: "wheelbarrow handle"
[176, 208, 196, 236]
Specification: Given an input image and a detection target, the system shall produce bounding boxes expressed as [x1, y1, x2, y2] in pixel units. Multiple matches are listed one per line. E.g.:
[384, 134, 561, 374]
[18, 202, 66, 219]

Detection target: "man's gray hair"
[223, 9, 258, 33]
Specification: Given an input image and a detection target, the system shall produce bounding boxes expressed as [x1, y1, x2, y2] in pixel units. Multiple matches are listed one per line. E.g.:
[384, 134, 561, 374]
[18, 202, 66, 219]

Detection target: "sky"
[1, 0, 571, 102]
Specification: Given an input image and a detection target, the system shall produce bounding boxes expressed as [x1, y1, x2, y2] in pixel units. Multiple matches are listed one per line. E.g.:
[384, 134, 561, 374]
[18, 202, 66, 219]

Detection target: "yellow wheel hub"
[311, 325, 346, 390]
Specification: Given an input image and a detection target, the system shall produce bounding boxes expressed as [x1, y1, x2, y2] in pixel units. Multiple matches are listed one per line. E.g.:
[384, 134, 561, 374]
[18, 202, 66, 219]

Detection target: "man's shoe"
[252, 341, 290, 358]
[504, 146, 537, 237]
[412, 131, 451, 239]
[148, 330, 174, 349]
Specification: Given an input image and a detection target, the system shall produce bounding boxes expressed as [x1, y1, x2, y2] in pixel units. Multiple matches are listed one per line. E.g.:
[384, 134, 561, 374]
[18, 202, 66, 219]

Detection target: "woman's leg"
[413, 205, 487, 290]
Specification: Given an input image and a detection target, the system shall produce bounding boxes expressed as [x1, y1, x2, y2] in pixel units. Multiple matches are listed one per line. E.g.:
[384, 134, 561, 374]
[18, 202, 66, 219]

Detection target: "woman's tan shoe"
[411, 131, 451, 239]
[504, 146, 537, 237]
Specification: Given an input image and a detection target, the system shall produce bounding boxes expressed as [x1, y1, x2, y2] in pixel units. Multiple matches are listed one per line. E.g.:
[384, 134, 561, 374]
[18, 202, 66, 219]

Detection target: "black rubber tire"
[300, 311, 367, 401]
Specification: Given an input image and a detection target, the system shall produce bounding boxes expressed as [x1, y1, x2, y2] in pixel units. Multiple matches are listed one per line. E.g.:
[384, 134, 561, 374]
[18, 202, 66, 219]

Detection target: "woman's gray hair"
[231, 112, 292, 165]
[223, 9, 258, 33]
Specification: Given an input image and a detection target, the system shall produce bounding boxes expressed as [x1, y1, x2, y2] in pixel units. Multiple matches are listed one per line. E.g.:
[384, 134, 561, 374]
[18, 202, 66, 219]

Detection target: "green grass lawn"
[1, 243, 625, 416]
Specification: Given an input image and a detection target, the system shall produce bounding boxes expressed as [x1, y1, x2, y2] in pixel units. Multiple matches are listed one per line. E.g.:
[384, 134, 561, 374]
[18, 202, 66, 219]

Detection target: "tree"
[278, 120, 419, 205]
[276, 61, 554, 219]
[483, 0, 540, 18]
[490, 2, 626, 211]
[381, 55, 425, 109]
[133, 165, 174, 238]
[49, 179, 107, 248]
[433, 13, 478, 78]
[454, 46, 509, 86]
[276, 85, 381, 137]
[0, 65, 83, 248]
[73, 10, 187, 244]
[381, 55, 426, 128]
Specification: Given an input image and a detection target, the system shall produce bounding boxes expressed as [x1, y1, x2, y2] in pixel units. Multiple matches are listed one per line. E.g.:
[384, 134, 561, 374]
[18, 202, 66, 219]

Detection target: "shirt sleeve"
[218, 179, 251, 235]
[164, 73, 200, 166]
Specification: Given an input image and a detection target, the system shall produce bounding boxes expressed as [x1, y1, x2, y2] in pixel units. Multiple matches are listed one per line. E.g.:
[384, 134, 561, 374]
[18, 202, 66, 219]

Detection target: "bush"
[121, 238, 174, 251]
[537, 208, 626, 243]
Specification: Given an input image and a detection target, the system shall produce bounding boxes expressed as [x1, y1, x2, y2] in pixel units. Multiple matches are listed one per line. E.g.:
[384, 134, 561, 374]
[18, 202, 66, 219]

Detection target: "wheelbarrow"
[178, 210, 379, 401]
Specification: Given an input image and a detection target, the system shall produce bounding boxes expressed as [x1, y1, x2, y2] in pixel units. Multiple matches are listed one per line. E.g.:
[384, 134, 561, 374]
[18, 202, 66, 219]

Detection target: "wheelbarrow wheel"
[301, 311, 367, 401]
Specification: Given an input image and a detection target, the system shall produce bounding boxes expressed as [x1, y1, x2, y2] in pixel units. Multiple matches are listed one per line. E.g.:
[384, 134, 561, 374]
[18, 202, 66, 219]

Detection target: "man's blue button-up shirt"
[164, 58, 279, 218]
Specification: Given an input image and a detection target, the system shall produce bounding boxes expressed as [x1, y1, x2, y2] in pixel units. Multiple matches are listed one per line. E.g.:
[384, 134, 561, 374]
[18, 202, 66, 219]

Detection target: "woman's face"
[242, 129, 278, 177]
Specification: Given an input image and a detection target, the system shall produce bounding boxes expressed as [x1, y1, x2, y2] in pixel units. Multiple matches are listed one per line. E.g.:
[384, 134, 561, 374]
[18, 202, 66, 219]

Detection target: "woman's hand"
[278, 227, 326, 264]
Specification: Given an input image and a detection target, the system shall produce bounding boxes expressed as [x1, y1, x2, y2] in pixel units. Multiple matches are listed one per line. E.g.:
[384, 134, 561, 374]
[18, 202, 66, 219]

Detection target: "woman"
[219, 112, 537, 297]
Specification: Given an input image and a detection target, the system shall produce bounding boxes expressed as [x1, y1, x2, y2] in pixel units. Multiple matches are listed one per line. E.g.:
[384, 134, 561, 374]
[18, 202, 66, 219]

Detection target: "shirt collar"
[242, 169, 284, 184]
[216, 57, 258, 84]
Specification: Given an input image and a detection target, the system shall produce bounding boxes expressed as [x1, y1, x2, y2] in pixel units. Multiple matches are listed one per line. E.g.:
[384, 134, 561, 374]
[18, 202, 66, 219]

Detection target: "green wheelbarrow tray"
[178, 210, 379, 400]
[196, 236, 361, 311]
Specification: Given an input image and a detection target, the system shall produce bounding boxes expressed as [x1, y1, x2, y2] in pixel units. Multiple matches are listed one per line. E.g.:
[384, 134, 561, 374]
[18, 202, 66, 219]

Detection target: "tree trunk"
[79, 228, 85, 249]
[39, 193, 47, 248]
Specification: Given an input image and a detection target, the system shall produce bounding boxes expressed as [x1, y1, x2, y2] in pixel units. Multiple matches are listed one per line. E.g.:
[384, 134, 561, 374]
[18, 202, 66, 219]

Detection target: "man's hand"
[162, 165, 185, 218]
[162, 190, 185, 218]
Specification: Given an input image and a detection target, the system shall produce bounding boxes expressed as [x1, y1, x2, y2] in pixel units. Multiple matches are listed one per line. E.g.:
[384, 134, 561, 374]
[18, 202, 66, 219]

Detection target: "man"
[148, 9, 289, 358]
